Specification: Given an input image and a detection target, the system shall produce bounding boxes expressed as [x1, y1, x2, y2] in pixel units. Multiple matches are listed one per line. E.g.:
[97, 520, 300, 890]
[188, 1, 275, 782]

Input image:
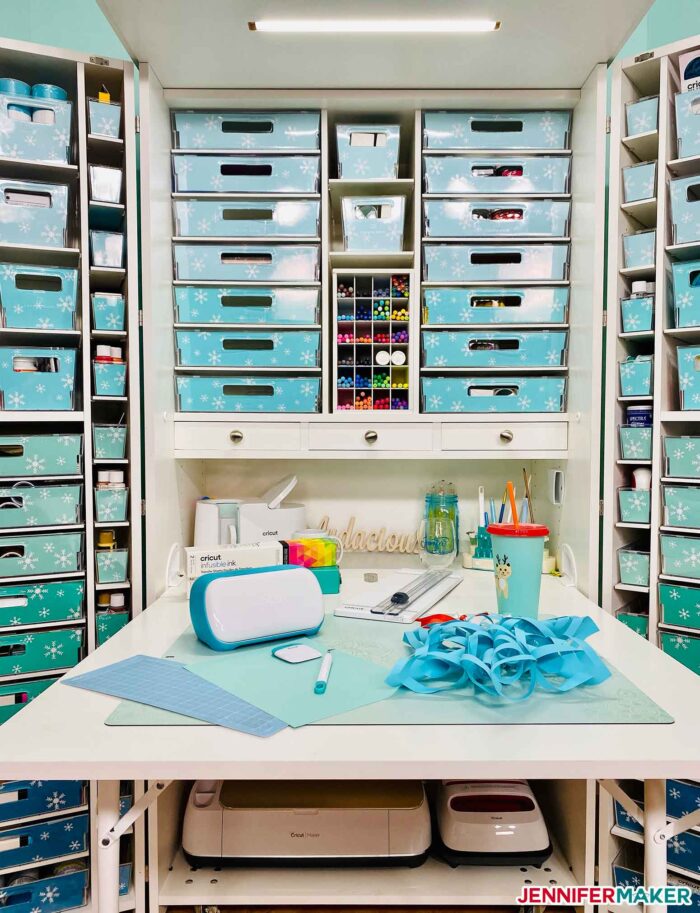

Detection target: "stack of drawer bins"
[421, 110, 572, 414]
[171, 110, 323, 414]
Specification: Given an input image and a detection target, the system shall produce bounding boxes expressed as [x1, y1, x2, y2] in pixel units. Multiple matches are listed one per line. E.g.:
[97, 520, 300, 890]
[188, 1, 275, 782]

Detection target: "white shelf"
[173, 365, 321, 374]
[0, 666, 78, 685]
[423, 236, 571, 244]
[658, 621, 700, 635]
[610, 826, 700, 864]
[668, 153, 700, 177]
[0, 617, 86, 636]
[618, 395, 653, 402]
[172, 147, 319, 156]
[420, 365, 568, 373]
[661, 411, 700, 421]
[421, 323, 570, 330]
[0, 802, 88, 830]
[423, 192, 572, 200]
[91, 329, 128, 339]
[0, 571, 84, 586]
[617, 522, 651, 529]
[330, 250, 415, 268]
[93, 458, 129, 465]
[95, 521, 130, 528]
[0, 474, 83, 483]
[95, 581, 130, 591]
[666, 241, 700, 261]
[614, 583, 650, 593]
[0, 156, 79, 181]
[0, 850, 89, 879]
[173, 279, 321, 287]
[620, 197, 656, 226]
[659, 573, 700, 585]
[422, 148, 573, 156]
[173, 235, 320, 244]
[173, 411, 570, 424]
[619, 264, 656, 279]
[621, 129, 659, 160]
[0, 243, 79, 266]
[90, 266, 126, 289]
[0, 327, 81, 339]
[661, 476, 700, 483]
[0, 412, 84, 423]
[172, 191, 320, 200]
[619, 329, 654, 339]
[174, 323, 321, 331]
[422, 279, 570, 287]
[88, 133, 124, 152]
[618, 459, 652, 465]
[660, 525, 700, 535]
[0, 523, 83, 535]
[664, 325, 700, 341]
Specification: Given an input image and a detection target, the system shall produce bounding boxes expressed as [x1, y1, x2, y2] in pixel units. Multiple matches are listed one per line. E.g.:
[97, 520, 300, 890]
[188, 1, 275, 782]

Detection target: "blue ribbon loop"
[385, 615, 611, 701]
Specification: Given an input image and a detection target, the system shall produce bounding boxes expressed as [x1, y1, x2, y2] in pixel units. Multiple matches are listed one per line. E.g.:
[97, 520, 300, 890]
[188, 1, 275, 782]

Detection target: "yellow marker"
[98, 84, 111, 103]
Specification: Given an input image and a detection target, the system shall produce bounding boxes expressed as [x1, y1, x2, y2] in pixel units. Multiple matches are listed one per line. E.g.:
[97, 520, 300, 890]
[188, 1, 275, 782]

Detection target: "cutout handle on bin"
[471, 163, 524, 177]
[221, 252, 273, 265]
[467, 383, 520, 397]
[0, 833, 29, 852]
[0, 545, 24, 559]
[0, 787, 26, 805]
[222, 338, 274, 351]
[222, 383, 274, 396]
[686, 183, 700, 203]
[0, 643, 26, 657]
[689, 269, 700, 288]
[467, 338, 520, 351]
[0, 496, 23, 509]
[691, 98, 700, 116]
[353, 202, 393, 220]
[470, 294, 522, 308]
[348, 130, 389, 148]
[222, 208, 273, 222]
[470, 251, 522, 265]
[0, 443, 24, 457]
[12, 355, 60, 373]
[0, 692, 27, 708]
[472, 207, 523, 221]
[220, 163, 272, 177]
[2, 888, 33, 906]
[694, 355, 700, 372]
[0, 595, 28, 609]
[221, 294, 272, 308]
[221, 119, 273, 134]
[14, 273, 62, 292]
[4, 189, 52, 208]
[471, 119, 524, 134]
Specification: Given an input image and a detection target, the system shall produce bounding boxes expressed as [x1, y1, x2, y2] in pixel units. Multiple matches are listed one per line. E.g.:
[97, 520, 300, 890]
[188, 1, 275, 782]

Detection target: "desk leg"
[96, 780, 121, 913]
[644, 779, 667, 913]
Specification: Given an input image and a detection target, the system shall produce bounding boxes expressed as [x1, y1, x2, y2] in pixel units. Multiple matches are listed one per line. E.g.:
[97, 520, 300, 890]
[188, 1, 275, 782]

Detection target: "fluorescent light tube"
[248, 19, 500, 34]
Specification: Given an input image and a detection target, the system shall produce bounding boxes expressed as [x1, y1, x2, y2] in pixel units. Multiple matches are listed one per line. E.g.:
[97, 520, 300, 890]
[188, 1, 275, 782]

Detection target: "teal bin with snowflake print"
[422, 329, 567, 368]
[176, 329, 321, 369]
[0, 626, 82, 676]
[622, 161, 657, 203]
[0, 91, 72, 165]
[672, 259, 700, 328]
[661, 533, 700, 579]
[620, 295, 654, 333]
[92, 292, 125, 331]
[90, 230, 124, 268]
[0, 779, 86, 824]
[618, 488, 651, 524]
[423, 198, 570, 238]
[0, 483, 82, 529]
[619, 355, 653, 397]
[421, 375, 566, 413]
[677, 345, 700, 409]
[0, 264, 78, 330]
[96, 609, 129, 646]
[0, 433, 82, 477]
[173, 243, 320, 282]
[661, 631, 700, 675]
[119, 861, 133, 896]
[93, 360, 126, 397]
[337, 123, 400, 179]
[423, 242, 569, 282]
[0, 812, 88, 869]
[670, 175, 700, 245]
[0, 180, 69, 248]
[172, 154, 320, 194]
[0, 676, 57, 725]
[617, 546, 650, 586]
[0, 866, 88, 913]
[94, 488, 128, 523]
[173, 198, 320, 239]
[665, 436, 700, 478]
[622, 229, 655, 269]
[342, 196, 406, 252]
[0, 579, 84, 627]
[176, 374, 321, 413]
[664, 485, 700, 529]
[423, 154, 571, 194]
[93, 424, 127, 460]
[174, 284, 321, 326]
[422, 286, 569, 326]
[95, 547, 129, 584]
[619, 425, 652, 460]
[88, 98, 121, 138]
[625, 95, 659, 136]
[0, 346, 76, 411]
[172, 110, 320, 151]
[422, 110, 571, 150]
[616, 610, 649, 637]
[676, 88, 700, 158]
[659, 582, 700, 631]
[0, 532, 82, 578]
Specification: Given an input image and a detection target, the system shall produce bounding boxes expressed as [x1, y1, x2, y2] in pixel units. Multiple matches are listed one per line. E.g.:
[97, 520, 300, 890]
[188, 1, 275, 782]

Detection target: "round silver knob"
[229, 430, 244, 444]
[499, 429, 514, 443]
[364, 430, 378, 444]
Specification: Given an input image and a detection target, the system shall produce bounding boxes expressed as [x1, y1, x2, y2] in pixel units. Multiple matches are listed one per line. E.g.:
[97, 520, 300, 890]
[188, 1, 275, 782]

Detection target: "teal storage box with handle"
[0, 432, 82, 477]
[0, 676, 56, 726]
[676, 88, 700, 158]
[337, 123, 400, 179]
[0, 812, 88, 869]
[423, 243, 569, 281]
[619, 425, 652, 460]
[0, 867, 88, 913]
[88, 98, 121, 137]
[661, 630, 700, 675]
[659, 581, 700, 630]
[422, 286, 568, 325]
[176, 374, 321, 413]
[173, 198, 320, 239]
[665, 436, 700, 478]
[620, 294, 654, 333]
[341, 196, 405, 251]
[664, 484, 700, 528]
[172, 154, 320, 193]
[622, 229, 655, 269]
[678, 344, 700, 409]
[173, 243, 320, 282]
[172, 110, 320, 151]
[0, 180, 68, 248]
[0, 347, 76, 411]
[90, 230, 124, 267]
[618, 488, 651, 524]
[0, 779, 86, 824]
[616, 610, 648, 637]
[619, 355, 653, 396]
[0, 91, 72, 164]
[423, 154, 571, 194]
[421, 375, 566, 413]
[423, 110, 571, 150]
[0, 483, 82, 528]
[92, 424, 127, 459]
[92, 292, 125, 331]
[622, 161, 657, 203]
[661, 532, 700, 578]
[0, 531, 83, 578]
[176, 329, 321, 368]
[0, 626, 82, 676]
[625, 95, 658, 135]
[95, 547, 128, 584]
[96, 609, 129, 646]
[174, 285, 320, 326]
[672, 258, 700, 328]
[670, 175, 700, 244]
[93, 360, 127, 397]
[617, 546, 650, 586]
[0, 579, 84, 627]
[422, 329, 567, 368]
[423, 199, 570, 238]
[94, 487, 128, 523]
[0, 264, 78, 330]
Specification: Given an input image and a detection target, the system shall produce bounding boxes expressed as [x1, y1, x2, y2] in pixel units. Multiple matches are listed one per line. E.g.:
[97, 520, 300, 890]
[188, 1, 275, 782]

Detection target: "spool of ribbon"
[385, 614, 611, 702]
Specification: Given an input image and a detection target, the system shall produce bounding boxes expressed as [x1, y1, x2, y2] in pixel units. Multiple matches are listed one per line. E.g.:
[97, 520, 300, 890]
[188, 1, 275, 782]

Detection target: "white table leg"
[96, 780, 121, 913]
[644, 779, 667, 913]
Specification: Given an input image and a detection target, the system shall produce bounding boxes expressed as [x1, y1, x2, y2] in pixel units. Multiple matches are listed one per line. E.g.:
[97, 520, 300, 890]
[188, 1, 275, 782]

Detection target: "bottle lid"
[487, 522, 549, 537]
[97, 593, 110, 607]
[630, 280, 648, 294]
[626, 404, 652, 412]
[110, 592, 126, 609]
[391, 350, 406, 366]
[96, 344, 111, 358]
[375, 350, 390, 366]
[110, 346, 122, 360]
[97, 470, 110, 483]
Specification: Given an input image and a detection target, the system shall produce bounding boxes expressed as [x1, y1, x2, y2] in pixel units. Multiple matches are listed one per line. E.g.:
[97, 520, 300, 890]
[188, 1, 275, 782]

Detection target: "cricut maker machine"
[182, 780, 432, 867]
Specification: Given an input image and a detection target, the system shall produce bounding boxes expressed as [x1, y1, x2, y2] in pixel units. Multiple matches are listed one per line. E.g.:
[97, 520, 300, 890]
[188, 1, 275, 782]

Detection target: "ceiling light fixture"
[248, 19, 500, 34]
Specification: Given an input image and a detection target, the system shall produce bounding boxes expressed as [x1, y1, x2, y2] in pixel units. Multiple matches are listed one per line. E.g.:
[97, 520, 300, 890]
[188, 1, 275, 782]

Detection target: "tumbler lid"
[487, 522, 549, 537]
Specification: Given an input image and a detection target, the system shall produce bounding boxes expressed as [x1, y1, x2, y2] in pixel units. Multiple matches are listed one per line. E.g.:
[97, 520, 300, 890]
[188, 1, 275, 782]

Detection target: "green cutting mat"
[106, 614, 673, 727]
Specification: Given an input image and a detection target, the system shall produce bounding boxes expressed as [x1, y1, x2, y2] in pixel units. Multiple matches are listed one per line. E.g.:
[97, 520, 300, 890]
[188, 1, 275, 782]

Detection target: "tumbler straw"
[507, 480, 519, 527]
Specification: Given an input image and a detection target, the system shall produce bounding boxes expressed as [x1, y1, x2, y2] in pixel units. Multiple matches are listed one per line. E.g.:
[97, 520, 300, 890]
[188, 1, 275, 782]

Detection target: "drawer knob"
[229, 430, 244, 444]
[500, 429, 514, 443]
[364, 430, 378, 444]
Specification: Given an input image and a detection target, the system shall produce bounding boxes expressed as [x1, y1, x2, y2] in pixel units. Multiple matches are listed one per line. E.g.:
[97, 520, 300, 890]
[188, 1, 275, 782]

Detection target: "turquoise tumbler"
[487, 522, 549, 618]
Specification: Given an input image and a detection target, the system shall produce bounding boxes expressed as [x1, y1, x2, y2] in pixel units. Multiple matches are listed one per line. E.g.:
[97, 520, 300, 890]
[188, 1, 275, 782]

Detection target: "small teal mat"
[106, 615, 672, 728]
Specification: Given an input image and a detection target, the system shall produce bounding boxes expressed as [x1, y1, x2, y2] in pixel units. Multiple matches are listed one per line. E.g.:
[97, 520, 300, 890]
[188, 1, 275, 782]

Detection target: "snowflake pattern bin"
[92, 425, 127, 460]
[96, 609, 129, 647]
[0, 812, 88, 871]
[0, 779, 86, 824]
[677, 345, 700, 409]
[172, 110, 321, 151]
[614, 800, 644, 835]
[0, 92, 72, 164]
[670, 175, 700, 244]
[422, 329, 567, 368]
[422, 110, 571, 150]
[619, 426, 652, 461]
[661, 532, 700, 579]
[89, 230, 124, 268]
[614, 864, 700, 912]
[93, 361, 126, 397]
[0, 864, 88, 913]
[174, 285, 321, 326]
[620, 295, 654, 333]
[659, 582, 700, 631]
[91, 293, 125, 331]
[618, 488, 651, 524]
[0, 579, 84, 627]
[423, 154, 571, 194]
[173, 243, 320, 282]
[0, 483, 82, 529]
[667, 779, 700, 819]
[175, 329, 321, 369]
[625, 95, 659, 136]
[664, 484, 700, 529]
[675, 88, 700, 158]
[422, 286, 569, 325]
[0, 433, 82, 477]
[423, 199, 570, 238]
[173, 198, 320, 239]
[661, 630, 700, 676]
[0, 179, 68, 248]
[622, 161, 657, 203]
[87, 98, 121, 137]
[616, 611, 649, 637]
[619, 355, 653, 397]
[421, 375, 566, 413]
[0, 626, 82, 677]
[0, 676, 57, 725]
[672, 259, 700, 328]
[617, 546, 650, 586]
[337, 123, 400, 179]
[176, 374, 321, 413]
[622, 229, 656, 269]
[95, 548, 128, 584]
[119, 861, 133, 896]
[423, 243, 569, 281]
[341, 196, 405, 252]
[0, 532, 82, 578]
[94, 488, 128, 523]
[0, 264, 78, 330]
[0, 347, 76, 411]
[172, 154, 320, 194]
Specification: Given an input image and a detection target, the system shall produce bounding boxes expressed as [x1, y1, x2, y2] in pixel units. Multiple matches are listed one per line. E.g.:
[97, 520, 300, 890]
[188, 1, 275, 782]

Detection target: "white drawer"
[308, 423, 433, 451]
[441, 422, 567, 451]
[174, 422, 302, 452]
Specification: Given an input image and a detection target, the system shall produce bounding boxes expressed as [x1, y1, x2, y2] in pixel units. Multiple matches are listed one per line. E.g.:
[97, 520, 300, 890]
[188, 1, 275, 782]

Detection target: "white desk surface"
[1, 569, 699, 780]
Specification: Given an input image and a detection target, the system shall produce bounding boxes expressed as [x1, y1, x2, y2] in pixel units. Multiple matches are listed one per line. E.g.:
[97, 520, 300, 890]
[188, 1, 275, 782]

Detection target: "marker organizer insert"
[334, 271, 411, 411]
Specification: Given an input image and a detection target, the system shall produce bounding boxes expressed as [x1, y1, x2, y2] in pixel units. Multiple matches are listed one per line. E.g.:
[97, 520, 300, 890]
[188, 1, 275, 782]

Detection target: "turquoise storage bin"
[176, 374, 321, 413]
[90, 230, 124, 268]
[172, 110, 320, 150]
[423, 199, 570, 238]
[0, 531, 82, 578]
[88, 98, 121, 137]
[0, 812, 88, 869]
[96, 609, 129, 646]
[665, 435, 700, 478]
[622, 161, 657, 202]
[92, 424, 127, 459]
[615, 864, 700, 913]
[93, 360, 127, 397]
[120, 861, 133, 896]
[92, 292, 125, 331]
[95, 547, 128, 584]
[664, 484, 700, 528]
[661, 532, 700, 578]
[172, 154, 320, 193]
[421, 375, 566, 413]
[622, 229, 655, 269]
[0, 676, 57, 725]
[0, 432, 82, 477]
[422, 286, 568, 325]
[678, 344, 700, 409]
[173, 198, 320, 239]
[423, 154, 571, 194]
[0, 483, 82, 528]
[0, 779, 85, 823]
[625, 95, 659, 136]
[675, 88, 700, 158]
[94, 487, 128, 523]
[337, 123, 400, 179]
[661, 630, 700, 674]
[0, 347, 76, 411]
[173, 243, 320, 282]
[423, 243, 569, 282]
[667, 778, 700, 819]
[616, 610, 649, 637]
[174, 285, 320, 325]
[341, 196, 405, 251]
[0, 264, 78, 330]
[672, 259, 700, 328]
[423, 110, 571, 150]
[0, 579, 84, 627]
[619, 355, 653, 396]
[659, 581, 700, 630]
[422, 329, 567, 368]
[620, 294, 654, 333]
[0, 180, 68, 248]
[618, 488, 651, 524]
[617, 546, 650, 586]
[0, 626, 82, 676]
[0, 867, 88, 913]
[0, 92, 72, 164]
[619, 425, 652, 460]
[176, 329, 321, 368]
[670, 175, 700, 244]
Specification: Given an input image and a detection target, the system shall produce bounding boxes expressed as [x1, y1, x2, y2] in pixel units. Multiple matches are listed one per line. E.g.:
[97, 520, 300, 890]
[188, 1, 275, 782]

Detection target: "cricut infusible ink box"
[185, 542, 283, 589]
[680, 49, 700, 92]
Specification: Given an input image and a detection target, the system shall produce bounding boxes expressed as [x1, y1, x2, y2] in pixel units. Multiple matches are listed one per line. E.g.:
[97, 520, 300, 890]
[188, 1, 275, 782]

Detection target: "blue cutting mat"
[64, 655, 286, 737]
